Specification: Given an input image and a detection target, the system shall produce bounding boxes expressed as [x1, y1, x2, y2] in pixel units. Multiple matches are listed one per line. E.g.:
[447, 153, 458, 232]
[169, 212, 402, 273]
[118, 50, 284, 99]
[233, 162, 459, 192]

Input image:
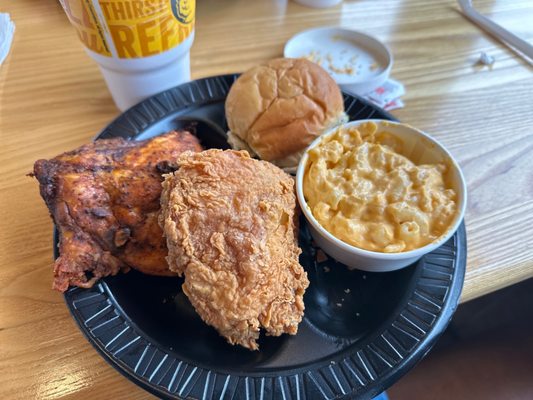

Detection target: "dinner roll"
[225, 58, 347, 170]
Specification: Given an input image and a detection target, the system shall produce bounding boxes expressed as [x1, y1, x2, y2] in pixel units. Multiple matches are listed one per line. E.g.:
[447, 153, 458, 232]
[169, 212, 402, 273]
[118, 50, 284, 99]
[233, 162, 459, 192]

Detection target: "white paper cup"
[89, 33, 194, 110]
[59, 0, 195, 110]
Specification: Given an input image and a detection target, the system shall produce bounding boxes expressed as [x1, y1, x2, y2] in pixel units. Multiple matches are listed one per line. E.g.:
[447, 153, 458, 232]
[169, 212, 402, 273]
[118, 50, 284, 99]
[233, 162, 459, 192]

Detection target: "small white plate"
[284, 27, 393, 95]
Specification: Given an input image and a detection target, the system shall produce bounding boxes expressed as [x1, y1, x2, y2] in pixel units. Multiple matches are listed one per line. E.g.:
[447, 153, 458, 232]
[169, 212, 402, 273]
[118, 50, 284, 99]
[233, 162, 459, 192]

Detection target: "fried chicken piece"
[159, 149, 309, 350]
[33, 131, 202, 292]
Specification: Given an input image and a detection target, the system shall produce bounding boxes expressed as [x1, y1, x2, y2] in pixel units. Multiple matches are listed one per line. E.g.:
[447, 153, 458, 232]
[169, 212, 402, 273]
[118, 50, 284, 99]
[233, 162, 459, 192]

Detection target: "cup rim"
[295, 119, 468, 260]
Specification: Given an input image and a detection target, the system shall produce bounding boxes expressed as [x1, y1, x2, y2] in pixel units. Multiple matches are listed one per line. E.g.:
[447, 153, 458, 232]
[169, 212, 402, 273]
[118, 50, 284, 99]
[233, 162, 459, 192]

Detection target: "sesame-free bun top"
[225, 58, 346, 168]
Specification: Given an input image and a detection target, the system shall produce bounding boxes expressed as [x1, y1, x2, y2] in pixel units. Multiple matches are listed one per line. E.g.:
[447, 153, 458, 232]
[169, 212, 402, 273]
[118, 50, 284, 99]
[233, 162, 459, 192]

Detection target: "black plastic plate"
[61, 74, 466, 400]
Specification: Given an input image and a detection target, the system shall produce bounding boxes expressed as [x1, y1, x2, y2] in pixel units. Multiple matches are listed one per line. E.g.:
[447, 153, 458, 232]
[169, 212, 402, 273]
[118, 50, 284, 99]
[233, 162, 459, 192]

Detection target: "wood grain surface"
[1, 0, 532, 398]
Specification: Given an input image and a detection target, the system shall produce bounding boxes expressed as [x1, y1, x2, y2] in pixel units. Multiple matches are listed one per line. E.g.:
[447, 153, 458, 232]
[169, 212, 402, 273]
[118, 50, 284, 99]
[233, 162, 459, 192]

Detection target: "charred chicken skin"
[33, 131, 202, 292]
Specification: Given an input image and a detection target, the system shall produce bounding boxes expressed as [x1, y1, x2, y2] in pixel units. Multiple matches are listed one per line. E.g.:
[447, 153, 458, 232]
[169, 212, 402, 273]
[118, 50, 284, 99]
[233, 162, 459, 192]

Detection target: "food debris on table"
[476, 51, 495, 67]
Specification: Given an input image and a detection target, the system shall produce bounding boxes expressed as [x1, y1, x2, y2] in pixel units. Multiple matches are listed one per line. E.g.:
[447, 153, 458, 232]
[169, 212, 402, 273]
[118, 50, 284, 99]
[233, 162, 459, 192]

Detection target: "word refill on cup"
[59, 0, 195, 110]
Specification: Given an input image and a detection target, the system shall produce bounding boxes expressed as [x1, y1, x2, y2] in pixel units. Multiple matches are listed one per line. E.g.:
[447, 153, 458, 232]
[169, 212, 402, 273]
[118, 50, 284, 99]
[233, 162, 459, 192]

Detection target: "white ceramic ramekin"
[296, 120, 467, 272]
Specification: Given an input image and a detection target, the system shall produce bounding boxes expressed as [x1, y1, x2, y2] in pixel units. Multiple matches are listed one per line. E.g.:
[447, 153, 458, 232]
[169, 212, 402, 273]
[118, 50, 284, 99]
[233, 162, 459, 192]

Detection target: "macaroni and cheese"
[303, 122, 457, 253]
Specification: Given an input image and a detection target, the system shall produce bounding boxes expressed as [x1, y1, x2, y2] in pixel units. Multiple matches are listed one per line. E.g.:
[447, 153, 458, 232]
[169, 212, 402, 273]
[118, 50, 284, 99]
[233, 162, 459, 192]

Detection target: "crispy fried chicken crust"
[33, 131, 202, 291]
[160, 149, 309, 350]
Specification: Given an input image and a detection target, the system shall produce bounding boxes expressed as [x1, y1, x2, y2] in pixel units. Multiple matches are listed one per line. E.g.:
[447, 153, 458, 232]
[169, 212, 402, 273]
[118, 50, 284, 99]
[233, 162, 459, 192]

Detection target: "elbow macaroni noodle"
[303, 122, 457, 253]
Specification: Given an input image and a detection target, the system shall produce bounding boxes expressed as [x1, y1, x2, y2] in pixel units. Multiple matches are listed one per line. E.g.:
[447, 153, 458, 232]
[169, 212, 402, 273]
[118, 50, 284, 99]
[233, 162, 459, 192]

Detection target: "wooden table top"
[1, 0, 532, 398]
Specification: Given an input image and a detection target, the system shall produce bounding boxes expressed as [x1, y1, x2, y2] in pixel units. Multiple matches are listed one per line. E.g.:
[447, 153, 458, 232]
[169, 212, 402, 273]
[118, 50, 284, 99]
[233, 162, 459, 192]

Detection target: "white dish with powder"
[284, 27, 393, 95]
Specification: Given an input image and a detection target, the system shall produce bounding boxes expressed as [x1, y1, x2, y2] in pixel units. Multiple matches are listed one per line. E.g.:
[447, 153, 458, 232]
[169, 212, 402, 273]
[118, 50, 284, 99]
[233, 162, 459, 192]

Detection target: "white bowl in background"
[284, 27, 392, 95]
[296, 119, 467, 272]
